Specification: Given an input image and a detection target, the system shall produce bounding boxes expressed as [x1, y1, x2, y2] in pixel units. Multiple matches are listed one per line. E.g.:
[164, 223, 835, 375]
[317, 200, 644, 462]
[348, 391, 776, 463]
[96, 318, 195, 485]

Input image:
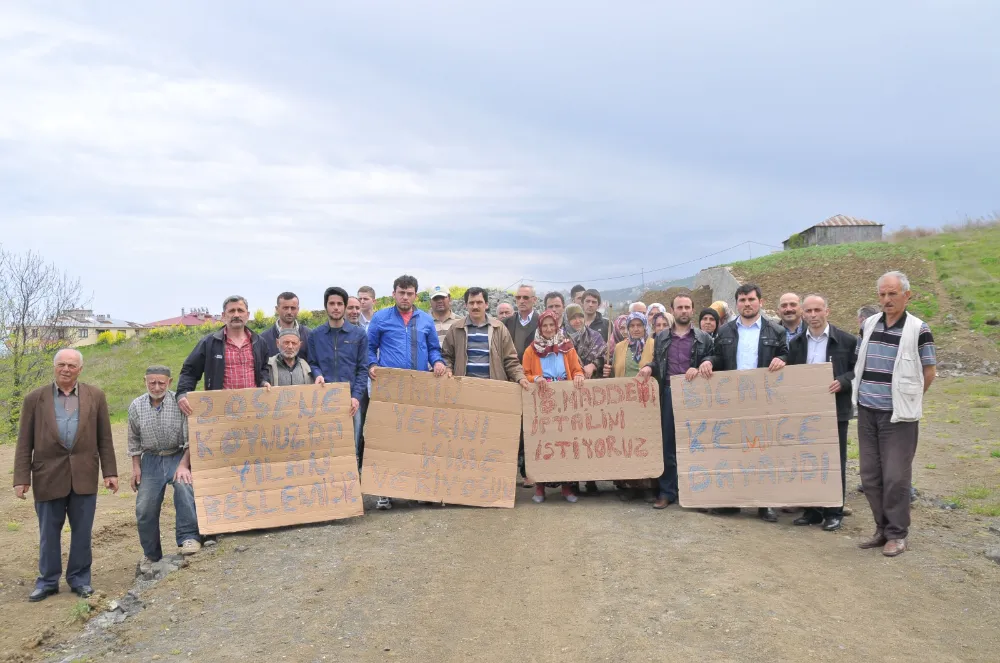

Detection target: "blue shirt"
[367, 307, 443, 372]
[736, 316, 762, 370]
[785, 320, 806, 345]
[307, 321, 369, 400]
[540, 353, 567, 381]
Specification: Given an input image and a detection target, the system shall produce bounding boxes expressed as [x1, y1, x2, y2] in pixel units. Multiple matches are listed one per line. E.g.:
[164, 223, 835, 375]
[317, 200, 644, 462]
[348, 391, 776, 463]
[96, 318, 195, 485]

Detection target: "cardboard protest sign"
[362, 368, 522, 507]
[188, 384, 362, 534]
[523, 377, 664, 482]
[670, 364, 842, 508]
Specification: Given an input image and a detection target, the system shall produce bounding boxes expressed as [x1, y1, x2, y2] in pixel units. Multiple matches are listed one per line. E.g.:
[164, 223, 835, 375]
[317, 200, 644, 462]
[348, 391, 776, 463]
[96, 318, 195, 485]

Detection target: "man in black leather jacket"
[641, 294, 715, 509]
[709, 284, 789, 522]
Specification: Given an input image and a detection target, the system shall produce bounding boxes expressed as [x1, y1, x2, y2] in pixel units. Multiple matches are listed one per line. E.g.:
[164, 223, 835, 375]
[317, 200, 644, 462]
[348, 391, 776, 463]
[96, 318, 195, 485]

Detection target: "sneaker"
[375, 496, 393, 510]
[180, 539, 202, 555]
[561, 485, 578, 503]
[532, 486, 546, 503]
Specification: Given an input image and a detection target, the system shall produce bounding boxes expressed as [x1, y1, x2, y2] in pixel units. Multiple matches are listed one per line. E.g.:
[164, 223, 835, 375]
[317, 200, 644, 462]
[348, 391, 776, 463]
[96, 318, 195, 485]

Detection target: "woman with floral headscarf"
[522, 309, 585, 504]
[605, 312, 657, 502]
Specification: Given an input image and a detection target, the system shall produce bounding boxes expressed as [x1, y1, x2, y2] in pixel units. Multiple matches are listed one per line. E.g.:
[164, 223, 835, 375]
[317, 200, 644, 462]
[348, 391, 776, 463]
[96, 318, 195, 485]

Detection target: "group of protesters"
[12, 270, 936, 601]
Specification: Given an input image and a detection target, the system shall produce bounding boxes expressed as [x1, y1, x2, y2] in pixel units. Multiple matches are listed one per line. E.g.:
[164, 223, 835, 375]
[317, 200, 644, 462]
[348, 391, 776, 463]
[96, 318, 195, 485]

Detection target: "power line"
[519, 240, 770, 286]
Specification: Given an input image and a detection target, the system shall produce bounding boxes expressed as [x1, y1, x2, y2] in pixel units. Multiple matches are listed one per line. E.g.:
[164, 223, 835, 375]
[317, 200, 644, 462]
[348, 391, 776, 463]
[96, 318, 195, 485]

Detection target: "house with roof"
[783, 214, 884, 250]
[145, 307, 221, 328]
[25, 309, 149, 348]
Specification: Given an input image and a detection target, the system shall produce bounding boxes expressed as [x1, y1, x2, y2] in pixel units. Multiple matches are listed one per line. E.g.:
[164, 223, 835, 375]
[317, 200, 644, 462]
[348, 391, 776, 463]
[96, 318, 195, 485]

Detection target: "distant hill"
[600, 276, 695, 307]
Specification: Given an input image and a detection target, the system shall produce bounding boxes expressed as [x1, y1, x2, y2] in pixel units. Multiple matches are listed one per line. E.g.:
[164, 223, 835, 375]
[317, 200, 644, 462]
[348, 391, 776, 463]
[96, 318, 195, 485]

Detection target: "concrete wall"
[693, 266, 742, 317]
[813, 225, 882, 245]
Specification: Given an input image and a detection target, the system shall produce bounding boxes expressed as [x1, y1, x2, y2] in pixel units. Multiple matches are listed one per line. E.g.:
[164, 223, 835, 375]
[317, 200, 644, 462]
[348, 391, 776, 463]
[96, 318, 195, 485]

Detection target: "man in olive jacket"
[442, 287, 531, 390]
[13, 349, 118, 602]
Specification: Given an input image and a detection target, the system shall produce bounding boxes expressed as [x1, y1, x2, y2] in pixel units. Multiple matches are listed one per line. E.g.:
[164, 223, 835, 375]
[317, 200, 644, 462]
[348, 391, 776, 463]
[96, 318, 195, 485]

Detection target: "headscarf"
[647, 303, 666, 318]
[710, 300, 731, 323]
[611, 314, 629, 345]
[648, 312, 668, 337]
[625, 311, 648, 362]
[565, 304, 607, 366]
[699, 307, 721, 336]
[532, 309, 575, 357]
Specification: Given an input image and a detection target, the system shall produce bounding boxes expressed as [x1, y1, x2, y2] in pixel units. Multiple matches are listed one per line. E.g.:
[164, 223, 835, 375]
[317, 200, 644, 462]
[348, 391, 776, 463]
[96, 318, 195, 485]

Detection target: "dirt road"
[2, 380, 998, 662]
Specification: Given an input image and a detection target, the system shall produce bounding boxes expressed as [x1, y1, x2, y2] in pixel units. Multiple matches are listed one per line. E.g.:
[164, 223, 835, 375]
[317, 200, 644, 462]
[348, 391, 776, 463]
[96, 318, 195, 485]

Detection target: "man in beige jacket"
[442, 287, 531, 390]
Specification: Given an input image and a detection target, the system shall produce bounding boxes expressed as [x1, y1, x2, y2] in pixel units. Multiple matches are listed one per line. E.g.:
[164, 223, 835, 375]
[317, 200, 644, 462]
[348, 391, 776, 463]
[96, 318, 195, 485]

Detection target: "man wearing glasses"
[503, 284, 539, 363]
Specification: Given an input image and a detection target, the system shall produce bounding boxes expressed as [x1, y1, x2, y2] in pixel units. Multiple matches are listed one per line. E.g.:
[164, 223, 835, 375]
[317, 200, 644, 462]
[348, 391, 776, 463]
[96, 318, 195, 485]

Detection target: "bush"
[297, 310, 314, 327]
[96, 331, 117, 346]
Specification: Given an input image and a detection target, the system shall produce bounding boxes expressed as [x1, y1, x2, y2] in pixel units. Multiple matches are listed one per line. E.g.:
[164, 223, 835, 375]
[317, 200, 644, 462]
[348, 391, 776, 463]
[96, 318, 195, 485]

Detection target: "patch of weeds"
[973, 444, 984, 450]
[991, 449, 1000, 458]
[98, 487, 112, 496]
[970, 399, 991, 408]
[847, 438, 859, 461]
[944, 418, 961, 424]
[938, 433, 952, 439]
[7, 521, 21, 531]
[119, 491, 134, 499]
[925, 463, 937, 469]
[956, 454, 971, 460]
[962, 486, 991, 500]
[69, 600, 91, 623]
[970, 504, 1000, 517]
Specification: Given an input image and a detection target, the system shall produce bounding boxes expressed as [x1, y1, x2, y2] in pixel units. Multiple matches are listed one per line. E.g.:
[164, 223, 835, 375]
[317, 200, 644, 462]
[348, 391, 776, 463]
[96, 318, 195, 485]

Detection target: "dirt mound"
[640, 285, 713, 312]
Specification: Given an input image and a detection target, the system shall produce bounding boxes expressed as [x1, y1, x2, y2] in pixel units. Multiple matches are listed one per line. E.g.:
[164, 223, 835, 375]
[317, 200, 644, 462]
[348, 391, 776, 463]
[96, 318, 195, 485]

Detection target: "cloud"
[0, 1, 997, 320]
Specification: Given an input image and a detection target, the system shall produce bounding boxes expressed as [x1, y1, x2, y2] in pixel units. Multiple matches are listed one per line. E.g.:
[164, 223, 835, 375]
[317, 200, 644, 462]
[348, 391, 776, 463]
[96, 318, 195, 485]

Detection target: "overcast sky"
[1, 1, 997, 321]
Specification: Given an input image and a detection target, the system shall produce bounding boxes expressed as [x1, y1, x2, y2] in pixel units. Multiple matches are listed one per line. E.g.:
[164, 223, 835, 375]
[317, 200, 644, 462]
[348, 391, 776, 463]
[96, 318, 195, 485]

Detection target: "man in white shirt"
[788, 294, 858, 532]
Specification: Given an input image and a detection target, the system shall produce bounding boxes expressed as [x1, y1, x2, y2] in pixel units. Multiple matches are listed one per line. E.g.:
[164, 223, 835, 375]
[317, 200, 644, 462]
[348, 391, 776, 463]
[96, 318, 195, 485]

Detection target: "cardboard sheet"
[522, 377, 664, 482]
[670, 364, 842, 508]
[362, 368, 521, 507]
[187, 383, 362, 534]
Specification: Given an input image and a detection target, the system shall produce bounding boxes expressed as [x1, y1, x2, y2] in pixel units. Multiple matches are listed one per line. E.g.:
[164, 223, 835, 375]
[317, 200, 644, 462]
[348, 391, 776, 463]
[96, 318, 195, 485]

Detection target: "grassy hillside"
[726, 222, 1000, 358]
[904, 224, 1000, 348]
[728, 241, 937, 330]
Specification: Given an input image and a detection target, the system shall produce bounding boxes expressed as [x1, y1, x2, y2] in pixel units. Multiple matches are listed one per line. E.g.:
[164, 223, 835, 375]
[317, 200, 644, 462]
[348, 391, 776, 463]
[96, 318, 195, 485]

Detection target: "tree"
[0, 247, 83, 438]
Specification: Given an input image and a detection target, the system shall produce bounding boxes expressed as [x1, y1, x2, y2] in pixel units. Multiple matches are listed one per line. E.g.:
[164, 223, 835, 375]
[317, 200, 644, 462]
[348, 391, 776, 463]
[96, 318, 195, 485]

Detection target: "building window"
[78, 329, 89, 338]
[57, 329, 66, 340]
[31, 328, 38, 338]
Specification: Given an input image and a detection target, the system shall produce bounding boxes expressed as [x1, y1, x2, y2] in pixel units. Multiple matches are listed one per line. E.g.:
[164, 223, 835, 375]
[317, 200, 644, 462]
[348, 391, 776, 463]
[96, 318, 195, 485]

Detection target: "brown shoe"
[882, 539, 907, 557]
[858, 530, 887, 549]
[653, 497, 671, 510]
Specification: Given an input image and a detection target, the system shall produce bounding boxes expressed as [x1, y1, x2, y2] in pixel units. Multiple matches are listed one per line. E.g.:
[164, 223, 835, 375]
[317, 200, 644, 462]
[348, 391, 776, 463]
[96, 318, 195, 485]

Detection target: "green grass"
[846, 437, 859, 461]
[970, 504, 1000, 517]
[731, 241, 921, 273]
[991, 449, 1000, 459]
[962, 486, 991, 500]
[925, 463, 937, 469]
[906, 224, 1000, 348]
[69, 600, 91, 623]
[6, 521, 20, 531]
[0, 331, 205, 442]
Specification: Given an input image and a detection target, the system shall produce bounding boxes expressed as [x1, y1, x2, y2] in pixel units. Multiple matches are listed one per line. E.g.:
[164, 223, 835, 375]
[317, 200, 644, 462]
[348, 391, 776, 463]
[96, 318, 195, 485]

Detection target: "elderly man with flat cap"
[263, 328, 314, 387]
[128, 365, 201, 563]
[13, 348, 118, 601]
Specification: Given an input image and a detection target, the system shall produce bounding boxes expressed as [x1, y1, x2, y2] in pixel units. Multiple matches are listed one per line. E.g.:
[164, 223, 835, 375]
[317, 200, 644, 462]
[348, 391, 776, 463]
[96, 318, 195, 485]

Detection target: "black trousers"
[357, 391, 370, 470]
[803, 419, 849, 519]
[35, 490, 97, 590]
[657, 384, 678, 501]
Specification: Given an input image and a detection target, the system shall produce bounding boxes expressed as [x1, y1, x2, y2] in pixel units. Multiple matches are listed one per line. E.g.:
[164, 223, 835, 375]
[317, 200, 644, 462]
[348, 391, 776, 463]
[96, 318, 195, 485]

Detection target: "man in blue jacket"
[307, 287, 368, 467]
[366, 274, 447, 510]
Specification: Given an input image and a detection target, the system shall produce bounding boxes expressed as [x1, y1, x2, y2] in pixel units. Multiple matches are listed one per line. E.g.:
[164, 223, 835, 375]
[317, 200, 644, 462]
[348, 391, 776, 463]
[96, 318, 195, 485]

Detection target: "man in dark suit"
[788, 294, 857, 531]
[13, 348, 118, 601]
[503, 284, 538, 485]
[258, 291, 311, 361]
[503, 284, 538, 362]
[710, 283, 789, 522]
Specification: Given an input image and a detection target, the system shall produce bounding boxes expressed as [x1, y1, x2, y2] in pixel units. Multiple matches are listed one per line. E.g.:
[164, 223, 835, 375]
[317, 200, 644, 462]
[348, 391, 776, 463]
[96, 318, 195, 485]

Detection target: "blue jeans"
[135, 452, 199, 561]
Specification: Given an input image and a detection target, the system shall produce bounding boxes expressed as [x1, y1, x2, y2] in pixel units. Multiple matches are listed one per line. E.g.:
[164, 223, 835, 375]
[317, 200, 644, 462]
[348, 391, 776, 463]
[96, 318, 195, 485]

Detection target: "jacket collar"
[318, 319, 358, 334]
[462, 314, 499, 328]
[213, 327, 259, 342]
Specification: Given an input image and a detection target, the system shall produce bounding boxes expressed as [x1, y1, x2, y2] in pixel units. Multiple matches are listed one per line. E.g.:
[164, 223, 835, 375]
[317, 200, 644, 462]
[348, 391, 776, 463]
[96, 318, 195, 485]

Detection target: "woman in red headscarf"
[522, 310, 585, 503]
